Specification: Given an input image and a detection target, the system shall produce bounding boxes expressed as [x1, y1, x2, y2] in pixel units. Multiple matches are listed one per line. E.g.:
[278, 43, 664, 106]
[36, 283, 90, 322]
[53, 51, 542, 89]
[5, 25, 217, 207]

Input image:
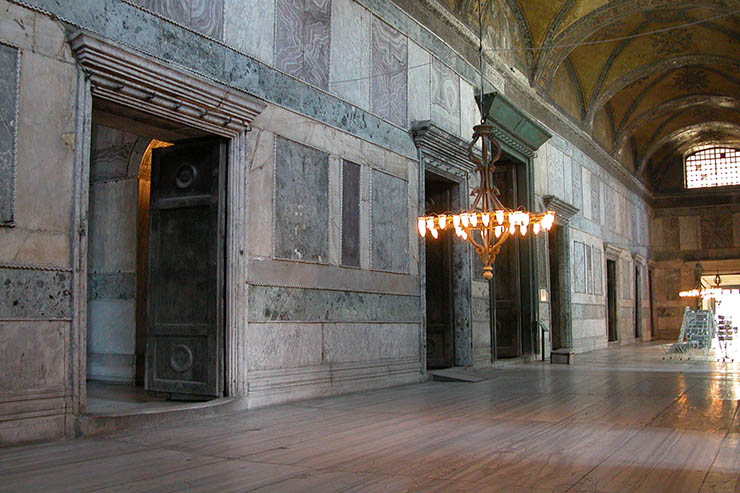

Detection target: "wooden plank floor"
[2, 343, 740, 492]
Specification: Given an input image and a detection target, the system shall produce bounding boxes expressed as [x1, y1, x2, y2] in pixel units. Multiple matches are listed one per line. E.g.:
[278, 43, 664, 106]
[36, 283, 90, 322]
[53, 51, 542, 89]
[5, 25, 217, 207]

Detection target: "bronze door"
[145, 138, 226, 399]
[425, 177, 455, 369]
[493, 165, 521, 358]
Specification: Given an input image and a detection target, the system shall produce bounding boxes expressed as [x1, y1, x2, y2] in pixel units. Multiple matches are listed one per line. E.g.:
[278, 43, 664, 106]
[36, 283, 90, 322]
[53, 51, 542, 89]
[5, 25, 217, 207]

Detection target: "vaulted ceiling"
[436, 0, 740, 193]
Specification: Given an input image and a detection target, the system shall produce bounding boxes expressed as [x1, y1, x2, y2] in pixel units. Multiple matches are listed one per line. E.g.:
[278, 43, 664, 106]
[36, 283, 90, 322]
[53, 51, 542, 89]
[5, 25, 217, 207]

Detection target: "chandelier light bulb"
[482, 213, 490, 226]
[520, 224, 527, 236]
[426, 217, 435, 231]
[509, 223, 515, 235]
[494, 226, 502, 238]
[461, 230, 468, 240]
[533, 222, 540, 235]
[496, 210, 504, 225]
[470, 214, 478, 227]
[418, 218, 426, 237]
[430, 228, 439, 239]
[453, 215, 461, 229]
[438, 215, 446, 229]
[461, 214, 470, 227]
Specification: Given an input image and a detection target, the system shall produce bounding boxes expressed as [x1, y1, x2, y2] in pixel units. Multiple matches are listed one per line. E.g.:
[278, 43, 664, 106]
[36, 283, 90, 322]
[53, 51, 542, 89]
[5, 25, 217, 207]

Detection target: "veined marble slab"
[370, 17, 407, 128]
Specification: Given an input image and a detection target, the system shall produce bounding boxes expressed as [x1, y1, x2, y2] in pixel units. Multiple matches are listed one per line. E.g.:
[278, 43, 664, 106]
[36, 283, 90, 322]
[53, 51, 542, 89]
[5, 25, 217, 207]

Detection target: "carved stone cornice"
[543, 195, 579, 224]
[69, 31, 266, 138]
[604, 242, 624, 260]
[412, 121, 477, 177]
[632, 253, 647, 264]
[479, 92, 552, 158]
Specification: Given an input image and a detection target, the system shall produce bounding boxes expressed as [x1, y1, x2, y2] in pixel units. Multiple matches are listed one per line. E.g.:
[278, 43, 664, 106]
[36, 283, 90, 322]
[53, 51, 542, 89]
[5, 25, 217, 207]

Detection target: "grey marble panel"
[191, 0, 224, 39]
[537, 233, 548, 290]
[90, 124, 138, 182]
[342, 160, 361, 267]
[372, 170, 409, 273]
[622, 259, 631, 300]
[275, 0, 331, 90]
[275, 137, 329, 262]
[472, 297, 489, 322]
[573, 241, 586, 293]
[248, 286, 420, 322]
[590, 174, 600, 225]
[224, 0, 274, 65]
[572, 161, 583, 212]
[303, 0, 331, 90]
[87, 272, 136, 301]
[0, 268, 71, 319]
[329, 0, 370, 109]
[594, 249, 603, 295]
[132, 0, 191, 25]
[275, 0, 304, 81]
[0, 44, 18, 225]
[430, 58, 460, 136]
[573, 303, 607, 320]
[663, 216, 681, 251]
[370, 17, 408, 127]
[586, 245, 593, 294]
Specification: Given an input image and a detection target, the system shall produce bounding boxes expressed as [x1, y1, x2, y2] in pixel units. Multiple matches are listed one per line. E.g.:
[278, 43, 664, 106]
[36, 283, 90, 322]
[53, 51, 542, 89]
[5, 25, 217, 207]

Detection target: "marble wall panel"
[459, 78, 479, 142]
[407, 40, 430, 124]
[248, 129, 275, 257]
[379, 323, 418, 359]
[87, 300, 135, 355]
[132, 0, 224, 39]
[324, 323, 380, 363]
[89, 124, 138, 182]
[581, 167, 592, 221]
[87, 272, 136, 300]
[573, 241, 586, 293]
[604, 187, 616, 234]
[629, 204, 637, 241]
[571, 160, 583, 212]
[248, 286, 420, 322]
[372, 170, 409, 273]
[342, 160, 361, 267]
[472, 297, 489, 322]
[430, 58, 460, 136]
[622, 258, 631, 300]
[0, 321, 67, 393]
[665, 269, 680, 301]
[88, 179, 138, 273]
[370, 17, 407, 127]
[329, 0, 370, 109]
[275, 0, 331, 90]
[247, 323, 323, 370]
[586, 245, 593, 294]
[274, 137, 329, 262]
[191, 0, 224, 39]
[679, 215, 700, 250]
[594, 249, 603, 295]
[547, 145, 565, 199]
[590, 173, 600, 224]
[537, 233, 548, 290]
[663, 216, 680, 251]
[0, 268, 71, 319]
[224, 0, 274, 65]
[734, 213, 740, 246]
[701, 207, 734, 249]
[0, 43, 18, 225]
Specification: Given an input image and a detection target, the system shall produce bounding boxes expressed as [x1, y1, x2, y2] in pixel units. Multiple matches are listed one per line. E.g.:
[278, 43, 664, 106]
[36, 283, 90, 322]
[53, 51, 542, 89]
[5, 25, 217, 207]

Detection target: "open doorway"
[607, 259, 618, 342]
[425, 172, 456, 369]
[86, 100, 227, 413]
[634, 265, 642, 339]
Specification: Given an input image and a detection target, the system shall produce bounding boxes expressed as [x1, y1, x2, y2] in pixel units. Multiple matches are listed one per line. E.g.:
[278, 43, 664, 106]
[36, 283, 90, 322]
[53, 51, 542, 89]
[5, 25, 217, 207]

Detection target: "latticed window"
[685, 147, 740, 189]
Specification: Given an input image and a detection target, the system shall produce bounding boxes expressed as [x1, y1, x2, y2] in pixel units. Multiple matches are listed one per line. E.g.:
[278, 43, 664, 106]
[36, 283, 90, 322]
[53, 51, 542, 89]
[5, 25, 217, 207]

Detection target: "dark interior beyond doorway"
[607, 259, 618, 342]
[425, 172, 455, 369]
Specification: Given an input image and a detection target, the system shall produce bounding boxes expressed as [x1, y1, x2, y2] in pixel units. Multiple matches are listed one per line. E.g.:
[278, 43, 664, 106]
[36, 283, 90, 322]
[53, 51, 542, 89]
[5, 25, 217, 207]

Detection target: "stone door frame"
[68, 32, 265, 417]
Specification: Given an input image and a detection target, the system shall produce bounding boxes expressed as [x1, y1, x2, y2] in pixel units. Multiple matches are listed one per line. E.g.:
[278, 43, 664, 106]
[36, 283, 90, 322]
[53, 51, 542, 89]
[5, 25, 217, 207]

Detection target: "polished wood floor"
[2, 343, 739, 492]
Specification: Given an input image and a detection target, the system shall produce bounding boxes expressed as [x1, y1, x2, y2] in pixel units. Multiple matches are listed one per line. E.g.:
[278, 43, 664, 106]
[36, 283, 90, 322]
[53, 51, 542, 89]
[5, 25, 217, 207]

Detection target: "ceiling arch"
[431, 0, 740, 192]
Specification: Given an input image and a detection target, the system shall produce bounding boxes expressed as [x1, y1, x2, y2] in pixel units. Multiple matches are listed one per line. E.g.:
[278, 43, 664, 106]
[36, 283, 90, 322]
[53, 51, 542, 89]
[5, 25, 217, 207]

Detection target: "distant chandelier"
[417, 124, 555, 280]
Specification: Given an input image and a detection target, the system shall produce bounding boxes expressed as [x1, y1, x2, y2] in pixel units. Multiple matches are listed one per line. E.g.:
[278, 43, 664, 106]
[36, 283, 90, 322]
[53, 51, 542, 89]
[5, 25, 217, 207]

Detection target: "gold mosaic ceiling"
[437, 0, 740, 192]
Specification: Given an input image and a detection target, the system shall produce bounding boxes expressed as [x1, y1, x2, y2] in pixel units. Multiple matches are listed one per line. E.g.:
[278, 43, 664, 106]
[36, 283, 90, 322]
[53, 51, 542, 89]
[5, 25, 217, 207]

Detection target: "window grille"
[685, 147, 740, 189]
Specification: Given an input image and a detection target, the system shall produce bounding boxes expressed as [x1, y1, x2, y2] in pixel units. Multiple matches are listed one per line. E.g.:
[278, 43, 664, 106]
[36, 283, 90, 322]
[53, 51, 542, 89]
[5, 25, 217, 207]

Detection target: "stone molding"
[69, 31, 266, 138]
[543, 195, 579, 224]
[412, 121, 477, 178]
[604, 242, 625, 260]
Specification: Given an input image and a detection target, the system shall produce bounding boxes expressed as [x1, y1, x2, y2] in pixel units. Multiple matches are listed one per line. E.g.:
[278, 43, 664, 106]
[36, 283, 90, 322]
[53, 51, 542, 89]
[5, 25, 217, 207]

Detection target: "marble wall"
[652, 206, 740, 340]
[247, 105, 421, 408]
[0, 0, 77, 446]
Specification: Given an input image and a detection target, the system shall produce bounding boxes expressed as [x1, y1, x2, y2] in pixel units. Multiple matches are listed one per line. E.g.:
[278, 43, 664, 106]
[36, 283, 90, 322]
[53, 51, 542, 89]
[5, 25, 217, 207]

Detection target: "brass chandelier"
[417, 124, 554, 280]
[417, 0, 554, 280]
